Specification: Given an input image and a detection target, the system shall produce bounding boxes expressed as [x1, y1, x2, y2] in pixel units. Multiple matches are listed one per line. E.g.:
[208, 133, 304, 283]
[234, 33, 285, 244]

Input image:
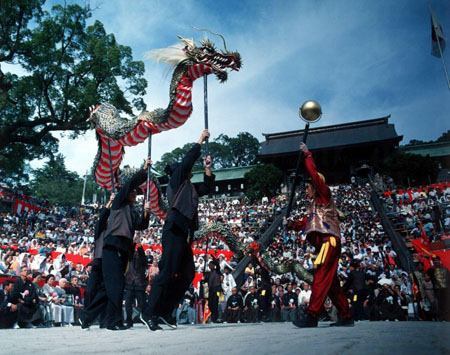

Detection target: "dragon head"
[179, 36, 241, 83]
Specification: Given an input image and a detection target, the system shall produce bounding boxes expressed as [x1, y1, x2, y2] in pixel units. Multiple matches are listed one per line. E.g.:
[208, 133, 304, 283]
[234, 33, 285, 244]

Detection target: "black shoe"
[292, 314, 318, 328]
[106, 324, 128, 331]
[158, 315, 177, 329]
[330, 318, 354, 327]
[80, 317, 90, 331]
[141, 315, 162, 331]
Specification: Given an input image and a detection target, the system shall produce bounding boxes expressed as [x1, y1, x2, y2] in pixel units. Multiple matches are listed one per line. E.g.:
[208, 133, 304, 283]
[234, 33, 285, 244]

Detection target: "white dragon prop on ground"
[89, 34, 241, 218]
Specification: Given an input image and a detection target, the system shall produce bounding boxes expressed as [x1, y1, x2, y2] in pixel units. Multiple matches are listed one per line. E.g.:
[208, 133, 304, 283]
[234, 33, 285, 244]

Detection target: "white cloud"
[16, 0, 450, 176]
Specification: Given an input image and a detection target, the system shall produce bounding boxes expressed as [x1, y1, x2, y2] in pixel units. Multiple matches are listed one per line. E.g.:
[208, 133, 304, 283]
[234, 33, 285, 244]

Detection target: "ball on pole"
[299, 100, 322, 123]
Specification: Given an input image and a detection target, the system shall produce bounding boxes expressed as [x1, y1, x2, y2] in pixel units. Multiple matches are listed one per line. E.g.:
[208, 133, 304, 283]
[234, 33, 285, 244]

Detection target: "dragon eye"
[203, 46, 214, 54]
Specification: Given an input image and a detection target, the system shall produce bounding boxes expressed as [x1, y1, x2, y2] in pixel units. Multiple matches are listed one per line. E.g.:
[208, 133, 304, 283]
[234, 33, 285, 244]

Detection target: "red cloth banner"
[13, 199, 41, 214]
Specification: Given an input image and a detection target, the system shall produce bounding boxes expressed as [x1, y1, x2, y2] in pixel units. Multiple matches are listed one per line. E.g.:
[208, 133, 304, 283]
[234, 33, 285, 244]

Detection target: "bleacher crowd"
[1, 181, 449, 329]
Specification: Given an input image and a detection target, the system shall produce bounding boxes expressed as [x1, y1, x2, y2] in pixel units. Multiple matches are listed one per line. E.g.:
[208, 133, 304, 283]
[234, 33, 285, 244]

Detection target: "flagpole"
[81, 170, 88, 205]
[430, 4, 450, 90]
[436, 31, 450, 90]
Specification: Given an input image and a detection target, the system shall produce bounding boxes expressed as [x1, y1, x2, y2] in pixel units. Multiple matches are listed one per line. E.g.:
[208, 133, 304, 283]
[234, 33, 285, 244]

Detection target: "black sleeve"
[94, 207, 110, 240]
[112, 169, 148, 210]
[135, 212, 150, 231]
[10, 280, 21, 302]
[137, 246, 148, 269]
[226, 296, 233, 308]
[238, 295, 243, 308]
[245, 295, 251, 307]
[169, 144, 201, 191]
[196, 173, 216, 197]
[343, 273, 353, 292]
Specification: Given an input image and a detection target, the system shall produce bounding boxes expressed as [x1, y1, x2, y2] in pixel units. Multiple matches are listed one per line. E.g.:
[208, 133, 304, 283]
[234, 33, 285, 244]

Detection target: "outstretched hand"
[106, 193, 115, 209]
[198, 129, 210, 144]
[143, 157, 152, 170]
[299, 142, 309, 153]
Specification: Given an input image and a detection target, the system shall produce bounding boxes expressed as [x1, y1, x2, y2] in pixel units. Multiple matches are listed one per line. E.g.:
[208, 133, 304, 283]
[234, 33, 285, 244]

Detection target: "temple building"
[259, 116, 403, 183]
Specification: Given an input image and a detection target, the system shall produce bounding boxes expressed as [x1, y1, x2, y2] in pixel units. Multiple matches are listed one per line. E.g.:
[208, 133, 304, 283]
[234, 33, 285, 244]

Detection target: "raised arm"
[197, 155, 215, 196]
[112, 158, 151, 210]
[179, 130, 210, 179]
[300, 142, 331, 204]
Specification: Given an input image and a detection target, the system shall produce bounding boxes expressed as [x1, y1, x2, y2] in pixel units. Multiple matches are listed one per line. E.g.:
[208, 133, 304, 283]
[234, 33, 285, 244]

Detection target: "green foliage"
[244, 164, 283, 202]
[436, 130, 450, 143]
[152, 132, 261, 174]
[406, 130, 450, 146]
[382, 151, 439, 187]
[214, 132, 260, 167]
[0, 1, 147, 186]
[153, 143, 203, 174]
[29, 154, 104, 206]
[406, 139, 426, 146]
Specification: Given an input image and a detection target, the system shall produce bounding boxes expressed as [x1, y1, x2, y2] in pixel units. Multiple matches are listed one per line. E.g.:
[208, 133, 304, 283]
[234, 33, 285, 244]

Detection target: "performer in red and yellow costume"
[292, 142, 354, 328]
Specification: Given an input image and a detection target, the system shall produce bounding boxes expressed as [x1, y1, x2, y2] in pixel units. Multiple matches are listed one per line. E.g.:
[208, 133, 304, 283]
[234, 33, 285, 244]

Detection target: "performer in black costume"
[81, 193, 115, 330]
[124, 242, 148, 328]
[102, 158, 151, 331]
[142, 130, 214, 331]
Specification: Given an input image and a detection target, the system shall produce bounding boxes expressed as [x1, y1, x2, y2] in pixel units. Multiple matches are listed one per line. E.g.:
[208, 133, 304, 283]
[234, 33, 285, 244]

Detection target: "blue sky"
[13, 0, 450, 175]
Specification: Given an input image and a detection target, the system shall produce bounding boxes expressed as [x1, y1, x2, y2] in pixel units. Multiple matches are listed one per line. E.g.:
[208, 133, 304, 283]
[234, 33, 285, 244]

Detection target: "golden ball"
[299, 100, 322, 122]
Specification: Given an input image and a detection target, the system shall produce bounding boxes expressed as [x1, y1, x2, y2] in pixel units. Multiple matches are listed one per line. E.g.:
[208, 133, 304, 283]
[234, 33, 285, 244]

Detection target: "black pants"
[144, 225, 195, 318]
[83, 262, 107, 326]
[0, 309, 18, 328]
[125, 286, 146, 325]
[102, 246, 129, 327]
[436, 288, 450, 321]
[244, 307, 259, 323]
[223, 308, 241, 323]
[270, 308, 280, 322]
[209, 286, 221, 322]
[352, 289, 369, 320]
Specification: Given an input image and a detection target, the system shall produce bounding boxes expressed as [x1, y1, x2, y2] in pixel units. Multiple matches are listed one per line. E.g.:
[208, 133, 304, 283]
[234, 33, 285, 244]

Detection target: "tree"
[382, 151, 439, 187]
[0, 1, 147, 186]
[244, 164, 283, 202]
[153, 143, 204, 174]
[152, 132, 261, 174]
[214, 132, 260, 167]
[436, 130, 450, 143]
[29, 154, 82, 205]
[406, 139, 426, 146]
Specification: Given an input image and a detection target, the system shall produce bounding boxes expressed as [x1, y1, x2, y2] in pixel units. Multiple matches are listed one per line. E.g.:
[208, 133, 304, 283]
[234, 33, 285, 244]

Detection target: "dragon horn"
[190, 25, 228, 51]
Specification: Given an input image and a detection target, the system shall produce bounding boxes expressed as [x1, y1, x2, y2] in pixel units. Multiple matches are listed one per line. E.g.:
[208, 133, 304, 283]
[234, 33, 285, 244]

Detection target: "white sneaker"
[13, 323, 20, 329]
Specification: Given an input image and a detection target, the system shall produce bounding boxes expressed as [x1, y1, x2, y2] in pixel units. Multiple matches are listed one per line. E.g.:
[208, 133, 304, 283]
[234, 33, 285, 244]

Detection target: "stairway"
[436, 169, 449, 183]
[369, 189, 417, 273]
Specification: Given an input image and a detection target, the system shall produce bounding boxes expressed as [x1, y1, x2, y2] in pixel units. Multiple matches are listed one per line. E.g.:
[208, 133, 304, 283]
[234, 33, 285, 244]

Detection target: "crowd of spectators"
[1, 180, 449, 328]
[380, 183, 450, 241]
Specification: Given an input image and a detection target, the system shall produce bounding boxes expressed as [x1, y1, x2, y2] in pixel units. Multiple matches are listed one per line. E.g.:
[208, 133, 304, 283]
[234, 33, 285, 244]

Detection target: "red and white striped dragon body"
[89, 35, 241, 219]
